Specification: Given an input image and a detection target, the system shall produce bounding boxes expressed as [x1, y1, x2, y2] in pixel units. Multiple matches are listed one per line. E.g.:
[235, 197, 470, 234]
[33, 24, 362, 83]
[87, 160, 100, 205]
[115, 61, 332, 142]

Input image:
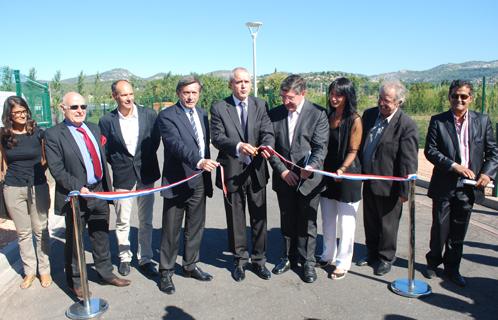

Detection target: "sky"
[2, 0, 497, 80]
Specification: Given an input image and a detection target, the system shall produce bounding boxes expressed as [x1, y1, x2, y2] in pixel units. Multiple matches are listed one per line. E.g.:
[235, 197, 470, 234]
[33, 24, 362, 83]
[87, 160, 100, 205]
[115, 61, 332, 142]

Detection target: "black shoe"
[423, 266, 437, 279]
[232, 266, 246, 282]
[356, 256, 374, 267]
[272, 258, 291, 275]
[159, 270, 175, 294]
[139, 262, 159, 277]
[303, 263, 317, 283]
[118, 261, 131, 276]
[252, 263, 271, 280]
[316, 259, 330, 268]
[374, 261, 392, 276]
[445, 271, 466, 287]
[183, 266, 213, 281]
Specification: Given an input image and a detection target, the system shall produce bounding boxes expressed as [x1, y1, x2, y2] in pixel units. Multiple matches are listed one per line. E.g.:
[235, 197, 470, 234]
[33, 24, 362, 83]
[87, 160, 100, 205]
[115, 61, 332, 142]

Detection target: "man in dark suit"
[156, 76, 218, 294]
[99, 80, 160, 277]
[45, 92, 130, 299]
[424, 80, 498, 287]
[357, 80, 418, 276]
[268, 74, 329, 283]
[211, 67, 274, 282]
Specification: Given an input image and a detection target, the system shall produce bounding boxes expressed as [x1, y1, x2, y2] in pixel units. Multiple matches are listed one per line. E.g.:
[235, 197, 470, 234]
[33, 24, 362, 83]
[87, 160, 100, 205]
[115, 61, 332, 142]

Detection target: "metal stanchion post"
[66, 195, 108, 319]
[390, 180, 432, 298]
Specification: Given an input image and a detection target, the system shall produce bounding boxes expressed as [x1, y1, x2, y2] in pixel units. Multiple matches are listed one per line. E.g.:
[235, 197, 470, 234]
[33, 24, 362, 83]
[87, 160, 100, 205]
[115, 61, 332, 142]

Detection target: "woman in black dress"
[317, 78, 363, 280]
[1, 96, 51, 289]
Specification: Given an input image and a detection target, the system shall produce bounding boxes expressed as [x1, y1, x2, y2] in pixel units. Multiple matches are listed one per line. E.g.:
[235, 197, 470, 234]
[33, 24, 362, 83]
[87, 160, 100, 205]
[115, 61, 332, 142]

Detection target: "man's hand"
[475, 173, 491, 189]
[260, 149, 272, 159]
[399, 196, 408, 203]
[452, 164, 475, 179]
[300, 165, 313, 179]
[281, 170, 299, 186]
[79, 187, 90, 194]
[198, 159, 219, 172]
[239, 143, 257, 157]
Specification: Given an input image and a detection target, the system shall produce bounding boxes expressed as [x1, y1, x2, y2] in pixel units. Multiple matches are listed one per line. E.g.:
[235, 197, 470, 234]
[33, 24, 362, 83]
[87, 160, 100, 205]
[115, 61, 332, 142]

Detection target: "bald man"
[45, 92, 130, 299]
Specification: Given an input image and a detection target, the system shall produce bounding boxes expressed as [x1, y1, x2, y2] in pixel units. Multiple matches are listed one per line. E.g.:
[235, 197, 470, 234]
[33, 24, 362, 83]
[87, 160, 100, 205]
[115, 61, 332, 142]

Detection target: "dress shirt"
[118, 104, 139, 156]
[452, 110, 470, 169]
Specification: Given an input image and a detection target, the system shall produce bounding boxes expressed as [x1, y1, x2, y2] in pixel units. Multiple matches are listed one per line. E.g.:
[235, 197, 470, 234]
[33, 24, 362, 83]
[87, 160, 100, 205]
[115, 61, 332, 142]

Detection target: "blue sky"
[2, 0, 497, 80]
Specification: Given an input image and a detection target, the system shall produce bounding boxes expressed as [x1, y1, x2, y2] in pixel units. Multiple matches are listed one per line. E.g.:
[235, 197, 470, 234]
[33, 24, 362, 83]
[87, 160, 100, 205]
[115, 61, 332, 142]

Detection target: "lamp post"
[246, 21, 263, 97]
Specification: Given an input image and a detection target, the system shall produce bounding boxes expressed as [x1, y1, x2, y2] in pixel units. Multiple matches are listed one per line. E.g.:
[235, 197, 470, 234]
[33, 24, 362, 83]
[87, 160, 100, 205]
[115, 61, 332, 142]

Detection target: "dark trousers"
[64, 194, 114, 289]
[224, 177, 267, 267]
[362, 183, 402, 263]
[160, 182, 206, 271]
[426, 188, 474, 273]
[276, 186, 320, 264]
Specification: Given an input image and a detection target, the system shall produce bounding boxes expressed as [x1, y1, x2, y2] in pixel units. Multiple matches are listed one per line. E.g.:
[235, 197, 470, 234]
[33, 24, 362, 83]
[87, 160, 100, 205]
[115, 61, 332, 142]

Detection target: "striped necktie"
[188, 110, 202, 157]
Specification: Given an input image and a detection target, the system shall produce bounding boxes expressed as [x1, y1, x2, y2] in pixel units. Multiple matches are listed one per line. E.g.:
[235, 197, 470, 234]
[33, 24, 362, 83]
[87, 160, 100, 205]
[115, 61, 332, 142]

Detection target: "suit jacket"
[361, 107, 418, 198]
[210, 96, 274, 193]
[425, 109, 498, 201]
[45, 121, 112, 215]
[156, 103, 213, 199]
[268, 100, 329, 196]
[98, 105, 160, 189]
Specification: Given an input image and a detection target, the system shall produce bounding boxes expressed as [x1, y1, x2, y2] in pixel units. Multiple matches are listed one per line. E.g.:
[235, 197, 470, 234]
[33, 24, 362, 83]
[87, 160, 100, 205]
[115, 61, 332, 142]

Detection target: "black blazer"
[211, 96, 274, 193]
[425, 110, 498, 201]
[156, 103, 213, 199]
[45, 121, 112, 215]
[98, 105, 160, 189]
[361, 107, 418, 198]
[268, 100, 329, 196]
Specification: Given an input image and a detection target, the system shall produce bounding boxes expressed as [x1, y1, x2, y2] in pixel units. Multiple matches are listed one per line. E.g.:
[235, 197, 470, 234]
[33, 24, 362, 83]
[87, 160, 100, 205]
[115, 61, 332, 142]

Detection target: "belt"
[85, 181, 102, 190]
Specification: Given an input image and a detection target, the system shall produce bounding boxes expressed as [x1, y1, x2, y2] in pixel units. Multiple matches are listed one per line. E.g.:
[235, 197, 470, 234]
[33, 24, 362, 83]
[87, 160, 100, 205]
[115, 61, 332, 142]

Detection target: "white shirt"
[288, 98, 305, 145]
[118, 104, 139, 156]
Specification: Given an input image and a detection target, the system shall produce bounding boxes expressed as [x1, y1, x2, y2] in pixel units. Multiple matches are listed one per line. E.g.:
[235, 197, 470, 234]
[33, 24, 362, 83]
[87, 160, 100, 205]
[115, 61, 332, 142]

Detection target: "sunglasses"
[450, 94, 470, 101]
[68, 104, 88, 110]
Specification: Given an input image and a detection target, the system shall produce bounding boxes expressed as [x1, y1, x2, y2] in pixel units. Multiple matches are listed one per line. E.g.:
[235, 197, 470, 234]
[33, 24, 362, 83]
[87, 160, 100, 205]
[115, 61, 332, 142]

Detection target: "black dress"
[321, 112, 362, 203]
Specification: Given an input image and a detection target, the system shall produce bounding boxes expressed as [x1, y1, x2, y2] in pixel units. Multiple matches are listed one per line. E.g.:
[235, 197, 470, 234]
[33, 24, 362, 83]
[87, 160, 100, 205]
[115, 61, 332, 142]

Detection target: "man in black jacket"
[424, 80, 498, 287]
[99, 80, 160, 277]
[358, 80, 418, 276]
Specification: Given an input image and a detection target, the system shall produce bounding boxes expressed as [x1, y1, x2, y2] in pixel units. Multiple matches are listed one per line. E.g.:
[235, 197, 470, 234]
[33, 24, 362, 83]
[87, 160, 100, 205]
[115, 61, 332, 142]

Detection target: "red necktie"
[76, 127, 103, 180]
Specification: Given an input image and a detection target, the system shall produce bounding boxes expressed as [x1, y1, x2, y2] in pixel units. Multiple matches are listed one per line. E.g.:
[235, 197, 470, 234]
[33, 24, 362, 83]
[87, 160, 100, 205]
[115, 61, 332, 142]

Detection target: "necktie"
[188, 110, 202, 157]
[76, 127, 103, 180]
[239, 101, 248, 140]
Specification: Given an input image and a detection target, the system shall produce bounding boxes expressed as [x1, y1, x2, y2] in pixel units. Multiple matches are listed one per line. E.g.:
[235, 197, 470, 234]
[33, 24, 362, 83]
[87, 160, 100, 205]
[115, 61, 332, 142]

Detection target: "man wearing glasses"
[268, 74, 329, 283]
[45, 92, 130, 299]
[357, 80, 418, 277]
[424, 80, 498, 287]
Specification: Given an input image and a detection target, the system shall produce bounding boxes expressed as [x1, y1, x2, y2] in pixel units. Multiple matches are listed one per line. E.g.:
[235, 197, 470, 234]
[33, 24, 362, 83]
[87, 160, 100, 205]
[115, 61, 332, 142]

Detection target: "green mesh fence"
[14, 70, 52, 128]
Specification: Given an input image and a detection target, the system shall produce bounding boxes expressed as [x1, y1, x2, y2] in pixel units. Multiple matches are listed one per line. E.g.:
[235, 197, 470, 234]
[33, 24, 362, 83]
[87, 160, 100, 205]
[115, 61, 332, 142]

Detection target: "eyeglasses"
[11, 110, 28, 117]
[68, 104, 88, 110]
[450, 94, 470, 101]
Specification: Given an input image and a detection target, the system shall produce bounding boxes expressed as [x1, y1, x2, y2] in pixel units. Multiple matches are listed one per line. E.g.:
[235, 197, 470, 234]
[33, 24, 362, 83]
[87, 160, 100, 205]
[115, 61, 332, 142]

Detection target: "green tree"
[1, 66, 14, 91]
[28, 67, 37, 81]
[50, 70, 63, 107]
[77, 71, 85, 95]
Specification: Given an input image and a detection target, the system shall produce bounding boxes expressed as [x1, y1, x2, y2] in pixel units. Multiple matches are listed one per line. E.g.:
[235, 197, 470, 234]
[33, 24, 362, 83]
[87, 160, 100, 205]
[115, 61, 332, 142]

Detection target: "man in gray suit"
[211, 67, 274, 282]
[268, 74, 329, 283]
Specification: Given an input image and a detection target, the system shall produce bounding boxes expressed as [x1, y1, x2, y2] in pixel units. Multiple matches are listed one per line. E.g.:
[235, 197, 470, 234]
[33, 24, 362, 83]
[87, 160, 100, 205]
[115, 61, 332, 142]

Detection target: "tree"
[93, 71, 104, 114]
[1, 66, 14, 91]
[77, 71, 85, 95]
[50, 70, 63, 107]
[28, 67, 37, 81]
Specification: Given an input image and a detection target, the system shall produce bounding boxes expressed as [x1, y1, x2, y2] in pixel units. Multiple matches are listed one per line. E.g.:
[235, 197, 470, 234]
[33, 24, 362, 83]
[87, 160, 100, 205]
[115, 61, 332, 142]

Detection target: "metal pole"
[66, 196, 108, 319]
[481, 76, 486, 114]
[251, 33, 258, 97]
[390, 180, 432, 298]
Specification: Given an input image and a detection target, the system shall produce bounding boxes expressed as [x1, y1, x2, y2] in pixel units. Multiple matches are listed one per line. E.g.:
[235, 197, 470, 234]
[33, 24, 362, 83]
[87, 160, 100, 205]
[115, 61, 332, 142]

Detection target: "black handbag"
[0, 143, 9, 220]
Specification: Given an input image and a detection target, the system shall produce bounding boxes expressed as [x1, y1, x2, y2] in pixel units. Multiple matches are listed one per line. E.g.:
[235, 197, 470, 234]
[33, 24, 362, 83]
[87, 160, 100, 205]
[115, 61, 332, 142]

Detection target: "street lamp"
[246, 21, 263, 97]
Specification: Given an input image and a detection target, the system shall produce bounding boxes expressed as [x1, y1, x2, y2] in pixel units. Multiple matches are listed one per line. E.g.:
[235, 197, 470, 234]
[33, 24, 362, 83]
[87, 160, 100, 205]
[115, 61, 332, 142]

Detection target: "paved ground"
[0, 146, 497, 320]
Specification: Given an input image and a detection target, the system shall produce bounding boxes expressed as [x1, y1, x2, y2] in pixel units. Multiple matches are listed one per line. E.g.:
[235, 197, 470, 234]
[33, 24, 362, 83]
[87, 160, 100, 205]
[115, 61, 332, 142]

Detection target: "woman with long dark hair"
[1, 96, 51, 289]
[317, 78, 363, 280]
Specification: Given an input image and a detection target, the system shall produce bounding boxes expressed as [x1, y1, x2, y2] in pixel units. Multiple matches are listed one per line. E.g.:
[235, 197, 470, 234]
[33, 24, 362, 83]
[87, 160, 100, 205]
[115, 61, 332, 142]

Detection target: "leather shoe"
[70, 287, 91, 299]
[118, 261, 131, 276]
[139, 262, 159, 277]
[303, 263, 317, 283]
[445, 271, 466, 287]
[252, 263, 271, 280]
[102, 276, 131, 287]
[374, 261, 392, 276]
[356, 256, 375, 267]
[232, 266, 246, 282]
[272, 258, 291, 275]
[160, 271, 175, 294]
[423, 266, 438, 279]
[183, 266, 213, 281]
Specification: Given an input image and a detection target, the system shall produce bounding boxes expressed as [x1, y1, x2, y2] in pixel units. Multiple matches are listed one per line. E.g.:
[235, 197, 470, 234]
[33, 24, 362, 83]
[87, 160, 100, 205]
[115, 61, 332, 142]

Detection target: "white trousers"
[320, 197, 359, 271]
[114, 182, 154, 265]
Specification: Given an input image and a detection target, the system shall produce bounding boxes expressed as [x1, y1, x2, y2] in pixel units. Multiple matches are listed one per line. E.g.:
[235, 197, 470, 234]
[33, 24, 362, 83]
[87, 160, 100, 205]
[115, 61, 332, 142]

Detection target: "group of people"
[1, 67, 496, 299]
